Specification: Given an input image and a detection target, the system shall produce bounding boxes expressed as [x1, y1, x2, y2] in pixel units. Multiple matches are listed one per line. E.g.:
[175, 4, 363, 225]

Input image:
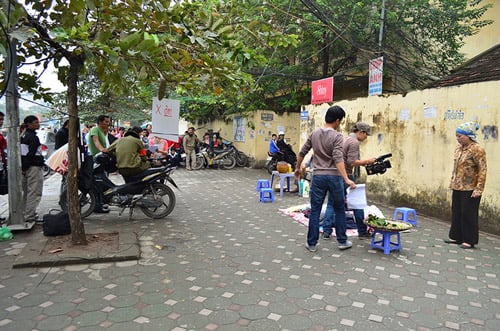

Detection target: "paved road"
[0, 168, 499, 330]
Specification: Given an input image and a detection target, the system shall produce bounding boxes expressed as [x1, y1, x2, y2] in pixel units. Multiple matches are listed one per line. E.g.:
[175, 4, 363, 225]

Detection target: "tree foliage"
[50, 69, 153, 127]
[0, 0, 296, 243]
[0, 0, 493, 121]
[238, 0, 493, 113]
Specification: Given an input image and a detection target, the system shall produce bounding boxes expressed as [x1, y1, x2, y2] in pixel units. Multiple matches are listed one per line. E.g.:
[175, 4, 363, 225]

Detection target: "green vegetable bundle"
[365, 214, 412, 231]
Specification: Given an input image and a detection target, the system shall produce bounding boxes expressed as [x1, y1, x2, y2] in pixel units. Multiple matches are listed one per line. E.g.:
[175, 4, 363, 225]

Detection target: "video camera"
[365, 153, 392, 175]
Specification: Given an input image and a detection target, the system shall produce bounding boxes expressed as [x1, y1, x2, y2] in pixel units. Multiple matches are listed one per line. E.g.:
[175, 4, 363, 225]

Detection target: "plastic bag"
[364, 205, 386, 220]
[47, 144, 68, 174]
[346, 184, 367, 209]
[0, 226, 13, 241]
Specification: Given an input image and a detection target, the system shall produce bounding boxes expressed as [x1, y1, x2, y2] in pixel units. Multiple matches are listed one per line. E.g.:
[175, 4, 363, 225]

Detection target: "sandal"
[460, 243, 474, 249]
[444, 239, 461, 244]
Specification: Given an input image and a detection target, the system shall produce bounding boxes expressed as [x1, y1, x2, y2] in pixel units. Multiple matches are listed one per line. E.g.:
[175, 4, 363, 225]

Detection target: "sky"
[34, 61, 67, 93]
[0, 59, 65, 116]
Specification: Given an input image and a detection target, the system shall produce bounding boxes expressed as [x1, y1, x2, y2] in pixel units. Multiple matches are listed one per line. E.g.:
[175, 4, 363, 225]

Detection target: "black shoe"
[358, 232, 372, 239]
[444, 239, 461, 245]
[94, 208, 110, 214]
[322, 233, 331, 240]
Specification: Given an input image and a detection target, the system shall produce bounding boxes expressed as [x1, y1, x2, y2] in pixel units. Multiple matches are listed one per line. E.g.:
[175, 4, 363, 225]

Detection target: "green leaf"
[211, 18, 224, 31]
[120, 32, 142, 51]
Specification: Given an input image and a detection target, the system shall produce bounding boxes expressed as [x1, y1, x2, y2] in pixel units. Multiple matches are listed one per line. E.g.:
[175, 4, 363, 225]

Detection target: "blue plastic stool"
[259, 188, 275, 203]
[393, 207, 418, 227]
[370, 230, 402, 255]
[256, 179, 271, 192]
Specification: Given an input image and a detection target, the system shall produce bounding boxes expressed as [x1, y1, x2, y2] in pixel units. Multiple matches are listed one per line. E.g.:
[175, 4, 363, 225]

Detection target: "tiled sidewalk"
[0, 168, 499, 330]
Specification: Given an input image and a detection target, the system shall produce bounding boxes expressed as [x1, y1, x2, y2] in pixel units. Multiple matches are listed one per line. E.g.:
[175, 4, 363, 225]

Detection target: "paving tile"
[0, 169, 498, 330]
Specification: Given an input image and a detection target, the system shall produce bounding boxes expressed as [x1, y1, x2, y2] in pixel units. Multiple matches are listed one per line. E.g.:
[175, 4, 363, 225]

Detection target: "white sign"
[368, 57, 383, 96]
[423, 106, 437, 119]
[151, 98, 180, 142]
[399, 109, 411, 121]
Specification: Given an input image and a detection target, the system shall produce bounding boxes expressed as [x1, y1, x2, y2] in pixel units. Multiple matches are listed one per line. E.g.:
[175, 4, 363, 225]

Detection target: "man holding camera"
[322, 122, 376, 239]
[343, 122, 377, 238]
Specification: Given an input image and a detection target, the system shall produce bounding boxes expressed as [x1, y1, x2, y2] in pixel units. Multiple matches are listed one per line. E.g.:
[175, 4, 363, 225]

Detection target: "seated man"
[107, 126, 150, 180]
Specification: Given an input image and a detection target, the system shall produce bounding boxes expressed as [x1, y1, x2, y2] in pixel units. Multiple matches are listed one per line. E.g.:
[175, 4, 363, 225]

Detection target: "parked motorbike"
[222, 142, 249, 167]
[193, 147, 236, 170]
[61, 153, 178, 219]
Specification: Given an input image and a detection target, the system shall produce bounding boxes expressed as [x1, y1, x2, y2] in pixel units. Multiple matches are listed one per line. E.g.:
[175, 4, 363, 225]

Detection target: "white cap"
[278, 131, 285, 135]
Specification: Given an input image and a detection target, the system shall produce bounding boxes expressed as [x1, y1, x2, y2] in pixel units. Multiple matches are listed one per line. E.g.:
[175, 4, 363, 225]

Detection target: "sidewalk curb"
[12, 227, 139, 269]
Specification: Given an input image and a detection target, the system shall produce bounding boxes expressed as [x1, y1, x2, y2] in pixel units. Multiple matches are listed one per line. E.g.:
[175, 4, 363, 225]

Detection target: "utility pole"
[378, 0, 386, 51]
[3, 3, 32, 229]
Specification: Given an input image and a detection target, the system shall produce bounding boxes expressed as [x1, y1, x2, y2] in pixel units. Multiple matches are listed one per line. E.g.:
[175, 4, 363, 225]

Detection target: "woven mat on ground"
[280, 204, 359, 237]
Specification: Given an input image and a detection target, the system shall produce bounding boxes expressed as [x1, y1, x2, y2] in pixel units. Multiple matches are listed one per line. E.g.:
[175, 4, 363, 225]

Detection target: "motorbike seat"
[213, 148, 226, 154]
[122, 167, 162, 183]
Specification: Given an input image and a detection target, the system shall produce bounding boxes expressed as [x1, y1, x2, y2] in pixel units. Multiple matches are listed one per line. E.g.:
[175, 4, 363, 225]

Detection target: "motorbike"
[61, 153, 178, 219]
[193, 147, 236, 170]
[222, 141, 249, 167]
[265, 152, 281, 174]
[266, 151, 297, 174]
[266, 143, 297, 174]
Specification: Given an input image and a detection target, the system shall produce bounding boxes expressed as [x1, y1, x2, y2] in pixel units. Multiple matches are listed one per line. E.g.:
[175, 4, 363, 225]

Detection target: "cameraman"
[322, 122, 376, 239]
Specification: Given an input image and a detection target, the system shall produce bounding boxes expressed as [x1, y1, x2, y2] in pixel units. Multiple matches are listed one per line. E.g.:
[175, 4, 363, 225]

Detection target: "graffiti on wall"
[482, 125, 498, 141]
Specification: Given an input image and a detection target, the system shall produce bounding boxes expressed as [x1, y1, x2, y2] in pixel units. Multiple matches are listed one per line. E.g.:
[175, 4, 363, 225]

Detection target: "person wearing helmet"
[276, 131, 297, 170]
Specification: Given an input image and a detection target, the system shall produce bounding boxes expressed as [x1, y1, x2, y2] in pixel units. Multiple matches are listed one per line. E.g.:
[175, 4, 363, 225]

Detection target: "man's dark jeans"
[308, 175, 348, 246]
[323, 175, 368, 236]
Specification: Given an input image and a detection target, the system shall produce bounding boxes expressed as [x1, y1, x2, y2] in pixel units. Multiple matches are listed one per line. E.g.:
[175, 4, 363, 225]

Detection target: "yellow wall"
[302, 81, 500, 235]
[461, 0, 500, 59]
[194, 81, 500, 235]
[190, 111, 301, 167]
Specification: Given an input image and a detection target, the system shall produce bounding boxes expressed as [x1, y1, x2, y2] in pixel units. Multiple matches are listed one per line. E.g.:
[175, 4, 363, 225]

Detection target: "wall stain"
[482, 125, 498, 141]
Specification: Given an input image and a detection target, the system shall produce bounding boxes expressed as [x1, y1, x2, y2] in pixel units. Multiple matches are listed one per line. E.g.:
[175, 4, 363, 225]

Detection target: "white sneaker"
[338, 240, 352, 250]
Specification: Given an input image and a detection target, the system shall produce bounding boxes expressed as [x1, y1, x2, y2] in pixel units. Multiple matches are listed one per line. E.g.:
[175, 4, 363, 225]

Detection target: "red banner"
[311, 77, 334, 105]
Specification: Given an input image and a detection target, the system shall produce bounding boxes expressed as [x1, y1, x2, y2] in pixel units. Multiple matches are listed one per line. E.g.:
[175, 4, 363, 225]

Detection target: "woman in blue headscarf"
[445, 122, 487, 249]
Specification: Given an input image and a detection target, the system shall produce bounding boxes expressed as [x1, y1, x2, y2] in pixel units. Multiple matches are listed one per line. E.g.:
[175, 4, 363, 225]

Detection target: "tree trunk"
[67, 53, 87, 245]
